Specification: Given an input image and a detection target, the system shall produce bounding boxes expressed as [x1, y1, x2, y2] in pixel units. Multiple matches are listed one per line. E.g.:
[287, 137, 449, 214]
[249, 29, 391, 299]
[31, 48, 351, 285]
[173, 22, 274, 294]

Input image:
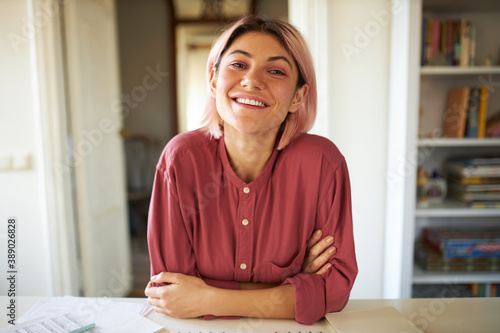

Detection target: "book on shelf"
[469, 283, 500, 297]
[421, 17, 474, 66]
[443, 86, 490, 139]
[465, 87, 479, 137]
[449, 188, 500, 201]
[443, 87, 470, 138]
[449, 175, 500, 185]
[445, 157, 500, 207]
[415, 241, 500, 272]
[423, 227, 500, 258]
[445, 157, 500, 177]
[477, 86, 489, 138]
[459, 19, 471, 67]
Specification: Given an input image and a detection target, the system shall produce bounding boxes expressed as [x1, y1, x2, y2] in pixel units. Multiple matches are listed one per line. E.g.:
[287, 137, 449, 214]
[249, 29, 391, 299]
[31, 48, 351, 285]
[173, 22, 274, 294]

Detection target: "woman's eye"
[269, 69, 285, 75]
[230, 62, 246, 69]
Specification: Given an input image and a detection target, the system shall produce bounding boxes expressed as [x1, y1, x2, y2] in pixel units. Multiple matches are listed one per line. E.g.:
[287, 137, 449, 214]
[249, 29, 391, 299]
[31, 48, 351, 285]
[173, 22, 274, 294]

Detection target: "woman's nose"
[241, 69, 264, 91]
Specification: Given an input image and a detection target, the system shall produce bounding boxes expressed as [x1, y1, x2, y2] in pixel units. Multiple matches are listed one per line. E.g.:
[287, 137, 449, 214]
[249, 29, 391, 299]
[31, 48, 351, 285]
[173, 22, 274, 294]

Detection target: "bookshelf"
[388, 0, 500, 299]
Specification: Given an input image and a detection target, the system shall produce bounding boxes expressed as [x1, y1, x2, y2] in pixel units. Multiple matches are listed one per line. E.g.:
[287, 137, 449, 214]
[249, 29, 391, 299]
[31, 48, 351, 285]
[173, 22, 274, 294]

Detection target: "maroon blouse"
[147, 129, 357, 324]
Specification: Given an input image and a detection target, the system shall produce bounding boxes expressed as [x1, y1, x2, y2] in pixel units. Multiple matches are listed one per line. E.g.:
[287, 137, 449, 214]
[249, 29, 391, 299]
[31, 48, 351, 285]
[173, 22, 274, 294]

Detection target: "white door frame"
[383, 0, 421, 298]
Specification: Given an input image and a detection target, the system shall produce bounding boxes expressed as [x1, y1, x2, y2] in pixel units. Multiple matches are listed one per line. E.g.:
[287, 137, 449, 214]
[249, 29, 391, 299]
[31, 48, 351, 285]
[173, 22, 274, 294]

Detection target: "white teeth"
[236, 98, 266, 107]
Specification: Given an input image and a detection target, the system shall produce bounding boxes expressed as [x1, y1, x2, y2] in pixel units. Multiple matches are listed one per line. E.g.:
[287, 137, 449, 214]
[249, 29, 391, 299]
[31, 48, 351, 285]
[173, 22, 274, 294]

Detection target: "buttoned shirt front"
[147, 129, 357, 324]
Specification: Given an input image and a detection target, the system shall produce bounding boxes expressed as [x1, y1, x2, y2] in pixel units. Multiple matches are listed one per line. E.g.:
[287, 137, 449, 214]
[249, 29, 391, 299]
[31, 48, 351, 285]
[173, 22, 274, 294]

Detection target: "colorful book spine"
[421, 18, 475, 66]
[443, 87, 470, 138]
[424, 228, 500, 258]
[432, 19, 441, 61]
[460, 19, 471, 67]
[446, 21, 454, 65]
[469, 25, 476, 66]
[477, 86, 489, 138]
[466, 87, 480, 137]
[453, 20, 461, 65]
[491, 283, 498, 297]
[470, 283, 479, 296]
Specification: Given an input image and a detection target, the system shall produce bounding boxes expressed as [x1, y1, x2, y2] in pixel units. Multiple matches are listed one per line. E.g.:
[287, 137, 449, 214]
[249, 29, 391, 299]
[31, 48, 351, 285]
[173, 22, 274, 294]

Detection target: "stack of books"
[442, 86, 489, 138]
[421, 18, 475, 67]
[415, 227, 500, 272]
[446, 157, 500, 208]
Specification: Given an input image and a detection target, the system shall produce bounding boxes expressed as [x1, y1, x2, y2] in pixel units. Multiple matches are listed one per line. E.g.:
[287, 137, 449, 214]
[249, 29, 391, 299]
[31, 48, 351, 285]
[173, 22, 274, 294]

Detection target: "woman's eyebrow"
[267, 56, 292, 69]
[228, 50, 293, 70]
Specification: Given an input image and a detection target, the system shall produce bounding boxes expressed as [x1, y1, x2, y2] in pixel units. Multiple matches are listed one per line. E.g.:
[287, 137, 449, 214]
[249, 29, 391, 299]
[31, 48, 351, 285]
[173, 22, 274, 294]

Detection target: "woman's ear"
[209, 67, 217, 98]
[289, 84, 309, 113]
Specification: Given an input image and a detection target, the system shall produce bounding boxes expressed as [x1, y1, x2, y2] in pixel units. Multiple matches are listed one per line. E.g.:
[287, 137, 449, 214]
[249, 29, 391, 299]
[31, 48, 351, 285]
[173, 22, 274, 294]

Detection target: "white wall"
[329, 0, 391, 299]
[0, 0, 52, 305]
[290, 0, 392, 299]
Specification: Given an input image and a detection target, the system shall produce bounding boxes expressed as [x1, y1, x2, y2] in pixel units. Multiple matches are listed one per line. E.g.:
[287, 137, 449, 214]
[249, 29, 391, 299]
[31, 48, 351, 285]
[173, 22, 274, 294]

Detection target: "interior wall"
[0, 0, 52, 304]
[290, 0, 392, 299]
[115, 0, 175, 150]
[328, 0, 390, 299]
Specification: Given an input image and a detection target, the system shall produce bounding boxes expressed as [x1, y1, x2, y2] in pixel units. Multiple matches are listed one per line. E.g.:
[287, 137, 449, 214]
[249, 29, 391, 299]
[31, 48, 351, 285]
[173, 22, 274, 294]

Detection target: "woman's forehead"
[226, 32, 292, 59]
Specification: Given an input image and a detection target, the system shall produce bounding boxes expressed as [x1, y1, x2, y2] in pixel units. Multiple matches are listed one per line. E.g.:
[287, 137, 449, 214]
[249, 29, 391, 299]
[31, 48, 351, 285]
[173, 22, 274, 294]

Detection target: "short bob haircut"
[201, 15, 317, 150]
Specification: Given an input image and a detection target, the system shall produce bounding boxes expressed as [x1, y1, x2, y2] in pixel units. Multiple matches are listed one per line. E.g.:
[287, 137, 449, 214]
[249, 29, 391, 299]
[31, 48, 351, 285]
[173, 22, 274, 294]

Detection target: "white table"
[2, 296, 500, 332]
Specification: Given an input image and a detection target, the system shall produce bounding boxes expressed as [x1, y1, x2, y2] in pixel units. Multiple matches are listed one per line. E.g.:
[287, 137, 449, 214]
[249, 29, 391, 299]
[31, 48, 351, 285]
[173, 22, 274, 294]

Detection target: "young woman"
[145, 15, 357, 325]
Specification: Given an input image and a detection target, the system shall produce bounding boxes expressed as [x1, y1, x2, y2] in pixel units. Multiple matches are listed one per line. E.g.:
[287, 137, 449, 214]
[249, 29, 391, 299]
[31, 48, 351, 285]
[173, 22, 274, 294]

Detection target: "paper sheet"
[325, 306, 424, 333]
[18, 296, 153, 323]
[7, 296, 161, 333]
[3, 311, 94, 333]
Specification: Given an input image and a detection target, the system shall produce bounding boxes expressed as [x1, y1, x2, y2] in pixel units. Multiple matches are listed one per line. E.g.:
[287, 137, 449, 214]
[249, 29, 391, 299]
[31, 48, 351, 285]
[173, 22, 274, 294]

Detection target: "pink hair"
[201, 15, 317, 150]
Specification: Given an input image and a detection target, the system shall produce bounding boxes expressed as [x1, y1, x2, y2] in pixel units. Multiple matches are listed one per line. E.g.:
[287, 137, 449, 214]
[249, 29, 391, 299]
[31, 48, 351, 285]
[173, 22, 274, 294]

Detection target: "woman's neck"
[223, 125, 278, 183]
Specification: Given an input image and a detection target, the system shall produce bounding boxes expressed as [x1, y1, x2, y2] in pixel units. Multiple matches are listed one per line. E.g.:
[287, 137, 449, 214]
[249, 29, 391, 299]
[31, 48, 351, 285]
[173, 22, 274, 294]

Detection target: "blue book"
[465, 87, 480, 137]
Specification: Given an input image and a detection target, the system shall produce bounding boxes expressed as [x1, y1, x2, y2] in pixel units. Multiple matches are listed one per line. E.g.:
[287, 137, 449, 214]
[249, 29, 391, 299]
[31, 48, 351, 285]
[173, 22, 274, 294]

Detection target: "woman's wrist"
[201, 284, 220, 316]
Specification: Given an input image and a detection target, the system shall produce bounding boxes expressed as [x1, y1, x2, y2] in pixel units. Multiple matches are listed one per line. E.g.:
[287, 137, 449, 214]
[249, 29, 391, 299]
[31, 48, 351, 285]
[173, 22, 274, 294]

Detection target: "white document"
[18, 296, 153, 323]
[325, 306, 424, 333]
[2, 311, 93, 333]
[7, 297, 161, 333]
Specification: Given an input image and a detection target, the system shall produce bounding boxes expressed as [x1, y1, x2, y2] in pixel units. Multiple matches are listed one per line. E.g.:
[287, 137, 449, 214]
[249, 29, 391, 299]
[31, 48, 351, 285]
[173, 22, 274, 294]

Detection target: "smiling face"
[210, 32, 308, 139]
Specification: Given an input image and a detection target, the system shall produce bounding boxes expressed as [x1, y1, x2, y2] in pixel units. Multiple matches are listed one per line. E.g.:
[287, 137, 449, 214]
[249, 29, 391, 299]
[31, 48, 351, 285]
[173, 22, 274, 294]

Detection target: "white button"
[243, 187, 250, 193]
[242, 219, 249, 226]
[240, 263, 247, 270]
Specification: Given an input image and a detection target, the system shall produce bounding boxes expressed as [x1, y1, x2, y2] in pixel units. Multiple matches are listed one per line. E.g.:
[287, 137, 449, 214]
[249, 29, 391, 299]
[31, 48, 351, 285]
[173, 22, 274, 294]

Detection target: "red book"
[443, 87, 470, 138]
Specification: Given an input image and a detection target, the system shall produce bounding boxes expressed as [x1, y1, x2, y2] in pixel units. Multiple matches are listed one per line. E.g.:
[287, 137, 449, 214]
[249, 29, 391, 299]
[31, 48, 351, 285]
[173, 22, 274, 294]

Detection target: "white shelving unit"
[416, 200, 500, 218]
[421, 66, 500, 75]
[418, 138, 500, 147]
[386, 0, 500, 299]
[409, 0, 500, 296]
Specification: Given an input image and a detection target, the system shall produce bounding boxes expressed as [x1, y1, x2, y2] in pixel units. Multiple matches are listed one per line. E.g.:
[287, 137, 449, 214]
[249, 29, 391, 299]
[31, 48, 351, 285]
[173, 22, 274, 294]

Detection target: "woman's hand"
[302, 229, 336, 274]
[145, 272, 213, 319]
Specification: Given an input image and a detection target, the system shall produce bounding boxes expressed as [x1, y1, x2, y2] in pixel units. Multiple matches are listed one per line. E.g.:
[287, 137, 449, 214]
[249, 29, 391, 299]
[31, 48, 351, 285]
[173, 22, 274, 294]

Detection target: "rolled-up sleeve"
[283, 160, 357, 325]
